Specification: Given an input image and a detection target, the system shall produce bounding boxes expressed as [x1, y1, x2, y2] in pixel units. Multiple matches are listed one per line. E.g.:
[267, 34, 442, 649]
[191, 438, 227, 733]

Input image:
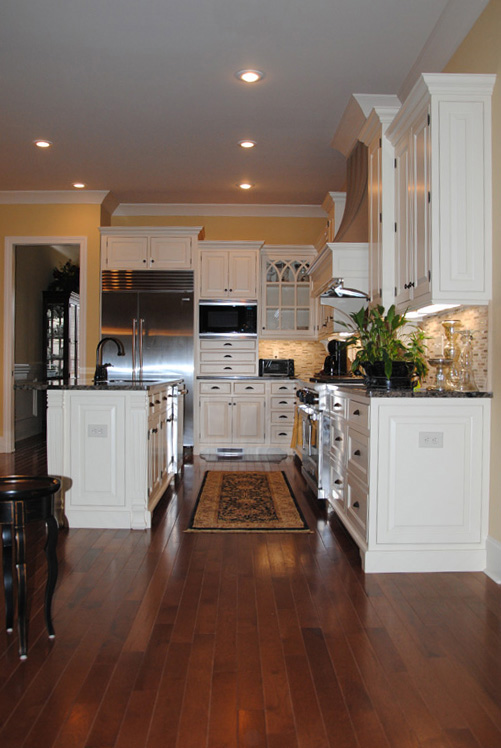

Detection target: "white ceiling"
[0, 0, 488, 207]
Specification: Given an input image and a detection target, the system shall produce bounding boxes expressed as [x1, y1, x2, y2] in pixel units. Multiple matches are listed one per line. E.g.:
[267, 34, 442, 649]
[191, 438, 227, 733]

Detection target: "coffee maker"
[322, 339, 348, 377]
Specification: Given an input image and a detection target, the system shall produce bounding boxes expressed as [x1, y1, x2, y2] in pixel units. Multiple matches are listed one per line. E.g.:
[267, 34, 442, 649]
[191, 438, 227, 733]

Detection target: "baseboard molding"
[485, 535, 501, 583]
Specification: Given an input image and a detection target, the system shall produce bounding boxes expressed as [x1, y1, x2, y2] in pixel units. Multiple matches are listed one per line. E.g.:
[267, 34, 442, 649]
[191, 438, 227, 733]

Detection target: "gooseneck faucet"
[94, 337, 125, 383]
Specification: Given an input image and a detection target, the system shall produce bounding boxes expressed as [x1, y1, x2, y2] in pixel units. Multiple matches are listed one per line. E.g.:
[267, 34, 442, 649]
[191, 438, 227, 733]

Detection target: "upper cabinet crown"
[386, 73, 495, 312]
[198, 241, 262, 300]
[101, 227, 204, 271]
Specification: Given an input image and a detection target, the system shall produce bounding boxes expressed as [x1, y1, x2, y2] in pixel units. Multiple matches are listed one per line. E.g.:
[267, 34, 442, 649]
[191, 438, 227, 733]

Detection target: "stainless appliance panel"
[101, 290, 194, 445]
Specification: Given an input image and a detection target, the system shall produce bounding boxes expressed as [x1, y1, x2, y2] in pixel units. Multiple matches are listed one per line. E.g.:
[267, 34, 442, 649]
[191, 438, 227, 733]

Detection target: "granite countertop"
[15, 377, 183, 391]
[333, 384, 492, 398]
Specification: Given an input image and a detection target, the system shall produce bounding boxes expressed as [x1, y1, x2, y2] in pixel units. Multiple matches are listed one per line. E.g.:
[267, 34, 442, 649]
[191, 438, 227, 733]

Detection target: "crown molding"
[112, 203, 325, 218]
[0, 190, 109, 205]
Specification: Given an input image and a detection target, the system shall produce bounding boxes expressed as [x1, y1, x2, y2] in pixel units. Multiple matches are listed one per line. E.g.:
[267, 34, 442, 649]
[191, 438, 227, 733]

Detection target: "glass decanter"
[457, 330, 478, 392]
[441, 319, 462, 389]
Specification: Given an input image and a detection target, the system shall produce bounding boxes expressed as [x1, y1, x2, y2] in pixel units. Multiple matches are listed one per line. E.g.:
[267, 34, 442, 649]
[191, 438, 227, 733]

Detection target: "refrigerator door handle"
[132, 318, 137, 378]
[139, 318, 144, 377]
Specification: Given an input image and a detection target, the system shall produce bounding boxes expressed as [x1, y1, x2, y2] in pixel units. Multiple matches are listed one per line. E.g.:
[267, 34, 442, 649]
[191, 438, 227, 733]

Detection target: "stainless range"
[296, 384, 328, 498]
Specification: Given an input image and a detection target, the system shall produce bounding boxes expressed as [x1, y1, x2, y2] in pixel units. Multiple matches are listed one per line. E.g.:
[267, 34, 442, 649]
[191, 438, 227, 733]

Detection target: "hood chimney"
[333, 141, 368, 243]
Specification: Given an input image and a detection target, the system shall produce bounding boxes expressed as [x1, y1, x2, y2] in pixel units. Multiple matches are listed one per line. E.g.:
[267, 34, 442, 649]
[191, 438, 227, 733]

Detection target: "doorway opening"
[2, 236, 87, 453]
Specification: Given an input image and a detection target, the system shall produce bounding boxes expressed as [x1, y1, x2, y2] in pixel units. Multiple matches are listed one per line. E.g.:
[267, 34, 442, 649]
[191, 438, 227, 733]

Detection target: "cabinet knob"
[151, 259, 155, 264]
[224, 288, 228, 292]
[143, 258, 147, 263]
[229, 288, 233, 292]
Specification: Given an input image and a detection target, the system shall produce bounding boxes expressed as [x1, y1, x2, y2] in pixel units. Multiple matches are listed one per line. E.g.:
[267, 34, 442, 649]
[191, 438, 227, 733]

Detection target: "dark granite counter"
[332, 384, 492, 398]
[15, 377, 183, 391]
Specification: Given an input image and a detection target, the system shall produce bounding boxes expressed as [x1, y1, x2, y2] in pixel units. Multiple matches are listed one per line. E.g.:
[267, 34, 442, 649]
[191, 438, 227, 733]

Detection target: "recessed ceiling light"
[236, 69, 264, 83]
[238, 182, 253, 190]
[239, 140, 256, 149]
[72, 182, 85, 189]
[34, 139, 52, 148]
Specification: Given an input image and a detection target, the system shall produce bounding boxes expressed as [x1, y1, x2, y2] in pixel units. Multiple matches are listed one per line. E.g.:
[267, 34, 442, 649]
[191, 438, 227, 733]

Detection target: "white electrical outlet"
[88, 424, 108, 438]
[419, 431, 443, 448]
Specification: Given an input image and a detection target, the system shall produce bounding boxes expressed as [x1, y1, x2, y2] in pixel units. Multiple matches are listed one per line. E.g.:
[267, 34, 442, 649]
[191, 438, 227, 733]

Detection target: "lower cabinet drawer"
[271, 410, 294, 425]
[330, 460, 345, 502]
[269, 425, 293, 444]
[347, 428, 369, 483]
[199, 381, 232, 394]
[270, 381, 296, 395]
[347, 399, 369, 433]
[199, 363, 258, 375]
[346, 473, 368, 535]
[200, 351, 256, 363]
[233, 381, 265, 395]
[271, 396, 295, 409]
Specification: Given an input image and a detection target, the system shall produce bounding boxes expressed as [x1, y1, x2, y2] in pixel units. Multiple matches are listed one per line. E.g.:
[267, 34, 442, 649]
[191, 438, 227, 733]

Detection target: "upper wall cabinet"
[198, 241, 262, 300]
[359, 102, 401, 310]
[100, 227, 204, 271]
[386, 73, 495, 312]
[261, 246, 317, 339]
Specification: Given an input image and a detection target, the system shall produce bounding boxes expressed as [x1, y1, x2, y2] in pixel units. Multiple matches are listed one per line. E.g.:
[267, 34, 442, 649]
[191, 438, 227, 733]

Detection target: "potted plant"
[343, 304, 429, 389]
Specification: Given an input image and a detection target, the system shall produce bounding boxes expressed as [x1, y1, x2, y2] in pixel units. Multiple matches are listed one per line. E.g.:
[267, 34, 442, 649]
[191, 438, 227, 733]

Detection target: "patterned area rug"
[186, 471, 310, 532]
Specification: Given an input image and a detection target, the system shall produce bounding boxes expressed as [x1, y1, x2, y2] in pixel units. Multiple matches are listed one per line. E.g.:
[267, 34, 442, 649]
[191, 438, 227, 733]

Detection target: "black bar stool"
[0, 475, 60, 659]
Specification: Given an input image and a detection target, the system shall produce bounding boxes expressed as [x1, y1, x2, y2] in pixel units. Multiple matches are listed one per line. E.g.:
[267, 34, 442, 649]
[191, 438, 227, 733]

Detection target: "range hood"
[321, 278, 368, 300]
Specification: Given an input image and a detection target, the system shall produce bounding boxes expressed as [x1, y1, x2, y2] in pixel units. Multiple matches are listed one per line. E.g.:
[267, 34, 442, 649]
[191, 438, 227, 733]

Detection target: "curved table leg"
[44, 515, 58, 638]
[14, 518, 28, 659]
[2, 526, 14, 633]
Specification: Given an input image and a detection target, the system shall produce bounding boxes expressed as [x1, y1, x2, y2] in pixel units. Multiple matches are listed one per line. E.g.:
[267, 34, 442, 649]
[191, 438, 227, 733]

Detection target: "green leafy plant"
[47, 260, 79, 293]
[343, 304, 429, 381]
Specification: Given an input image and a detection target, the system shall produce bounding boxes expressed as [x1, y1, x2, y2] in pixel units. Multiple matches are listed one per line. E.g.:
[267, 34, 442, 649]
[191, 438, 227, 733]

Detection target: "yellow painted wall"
[443, 0, 501, 542]
[112, 214, 325, 245]
[0, 203, 103, 438]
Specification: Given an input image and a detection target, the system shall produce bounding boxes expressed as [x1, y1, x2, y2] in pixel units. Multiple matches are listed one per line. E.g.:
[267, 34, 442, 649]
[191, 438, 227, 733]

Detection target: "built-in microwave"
[199, 302, 258, 337]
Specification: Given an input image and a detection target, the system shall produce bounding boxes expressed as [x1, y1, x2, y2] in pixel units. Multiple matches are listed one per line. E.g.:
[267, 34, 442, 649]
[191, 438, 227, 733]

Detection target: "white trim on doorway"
[1, 236, 87, 453]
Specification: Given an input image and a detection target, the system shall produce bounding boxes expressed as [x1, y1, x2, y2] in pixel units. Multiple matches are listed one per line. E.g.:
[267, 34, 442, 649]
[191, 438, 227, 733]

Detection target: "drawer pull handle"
[279, 400, 288, 404]
[223, 343, 233, 346]
[279, 386, 287, 390]
[353, 409, 360, 416]
[245, 386, 254, 390]
[278, 432, 287, 436]
[211, 386, 220, 390]
[334, 479, 342, 485]
[353, 501, 360, 508]
[151, 428, 158, 434]
[279, 415, 287, 419]
[354, 449, 361, 456]
[149, 402, 155, 408]
[334, 403, 342, 408]
[155, 400, 161, 404]
[335, 436, 342, 442]
[224, 367, 232, 370]
[223, 354, 233, 358]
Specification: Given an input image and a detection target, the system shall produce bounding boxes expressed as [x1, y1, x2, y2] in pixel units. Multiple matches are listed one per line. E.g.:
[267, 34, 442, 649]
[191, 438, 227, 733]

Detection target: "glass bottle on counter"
[442, 319, 462, 389]
[457, 330, 478, 392]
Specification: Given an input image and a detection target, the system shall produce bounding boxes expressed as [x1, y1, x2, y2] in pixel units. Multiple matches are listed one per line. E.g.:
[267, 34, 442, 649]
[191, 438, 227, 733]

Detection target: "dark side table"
[0, 476, 60, 659]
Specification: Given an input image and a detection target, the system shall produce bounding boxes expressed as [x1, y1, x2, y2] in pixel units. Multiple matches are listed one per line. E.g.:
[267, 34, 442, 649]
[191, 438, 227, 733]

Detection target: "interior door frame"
[2, 235, 87, 452]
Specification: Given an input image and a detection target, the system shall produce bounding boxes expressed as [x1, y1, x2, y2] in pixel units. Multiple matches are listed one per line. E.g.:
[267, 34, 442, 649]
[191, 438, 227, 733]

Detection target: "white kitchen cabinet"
[324, 385, 491, 573]
[260, 246, 317, 339]
[198, 242, 261, 299]
[359, 102, 401, 309]
[46, 381, 183, 529]
[100, 227, 203, 270]
[195, 378, 295, 454]
[386, 73, 495, 312]
[198, 384, 265, 446]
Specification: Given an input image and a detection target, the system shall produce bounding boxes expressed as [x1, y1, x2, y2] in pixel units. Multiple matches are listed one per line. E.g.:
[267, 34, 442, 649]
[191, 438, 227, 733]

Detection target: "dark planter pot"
[361, 360, 415, 390]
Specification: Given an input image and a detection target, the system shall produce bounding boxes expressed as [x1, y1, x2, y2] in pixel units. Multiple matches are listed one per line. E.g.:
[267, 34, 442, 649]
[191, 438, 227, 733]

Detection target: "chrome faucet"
[94, 337, 125, 383]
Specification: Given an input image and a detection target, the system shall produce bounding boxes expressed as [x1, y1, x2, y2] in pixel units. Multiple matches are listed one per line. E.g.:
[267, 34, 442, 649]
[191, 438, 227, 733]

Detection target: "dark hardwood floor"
[1, 439, 501, 747]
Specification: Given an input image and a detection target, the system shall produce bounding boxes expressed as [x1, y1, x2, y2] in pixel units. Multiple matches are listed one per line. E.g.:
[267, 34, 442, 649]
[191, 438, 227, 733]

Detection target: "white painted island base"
[47, 381, 182, 529]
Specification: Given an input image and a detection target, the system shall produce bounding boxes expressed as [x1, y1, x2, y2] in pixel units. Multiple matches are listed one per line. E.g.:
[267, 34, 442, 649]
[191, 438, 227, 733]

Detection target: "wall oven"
[199, 302, 257, 337]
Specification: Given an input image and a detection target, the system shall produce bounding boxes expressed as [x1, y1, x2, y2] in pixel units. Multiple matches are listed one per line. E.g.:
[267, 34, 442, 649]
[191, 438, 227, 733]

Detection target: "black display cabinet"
[43, 291, 80, 380]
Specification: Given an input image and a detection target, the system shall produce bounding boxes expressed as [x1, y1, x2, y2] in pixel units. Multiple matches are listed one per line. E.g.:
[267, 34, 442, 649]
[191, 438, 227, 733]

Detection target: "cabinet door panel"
[229, 252, 257, 298]
[394, 138, 412, 307]
[104, 236, 148, 269]
[232, 399, 265, 443]
[412, 110, 431, 303]
[376, 406, 484, 544]
[200, 252, 228, 297]
[368, 139, 383, 305]
[149, 237, 192, 269]
[199, 397, 231, 442]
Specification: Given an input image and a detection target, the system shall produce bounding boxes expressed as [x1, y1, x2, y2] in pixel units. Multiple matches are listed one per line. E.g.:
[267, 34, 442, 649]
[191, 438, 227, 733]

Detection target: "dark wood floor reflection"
[1, 442, 501, 747]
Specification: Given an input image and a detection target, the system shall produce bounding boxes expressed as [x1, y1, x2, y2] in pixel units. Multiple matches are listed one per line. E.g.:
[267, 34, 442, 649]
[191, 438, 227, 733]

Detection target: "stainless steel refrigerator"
[101, 270, 194, 445]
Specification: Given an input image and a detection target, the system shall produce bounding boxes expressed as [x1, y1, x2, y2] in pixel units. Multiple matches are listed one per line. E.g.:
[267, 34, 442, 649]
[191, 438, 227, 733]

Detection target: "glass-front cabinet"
[43, 291, 80, 380]
[261, 246, 317, 339]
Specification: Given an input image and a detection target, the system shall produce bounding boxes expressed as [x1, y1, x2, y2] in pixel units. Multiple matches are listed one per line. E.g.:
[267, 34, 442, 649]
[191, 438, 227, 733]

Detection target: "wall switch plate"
[88, 424, 108, 438]
[419, 431, 443, 448]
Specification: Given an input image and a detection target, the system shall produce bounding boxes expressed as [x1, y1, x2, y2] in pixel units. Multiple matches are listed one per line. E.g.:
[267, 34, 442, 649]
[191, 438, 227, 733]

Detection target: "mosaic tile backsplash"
[260, 305, 489, 390]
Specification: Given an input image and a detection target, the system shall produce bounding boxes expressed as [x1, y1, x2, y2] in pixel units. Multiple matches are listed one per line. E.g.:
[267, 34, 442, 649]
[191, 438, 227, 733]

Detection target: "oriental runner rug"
[186, 471, 310, 532]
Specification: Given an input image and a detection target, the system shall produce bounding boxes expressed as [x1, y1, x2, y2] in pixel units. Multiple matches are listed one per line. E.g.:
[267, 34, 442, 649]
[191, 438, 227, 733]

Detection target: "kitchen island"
[20, 378, 185, 529]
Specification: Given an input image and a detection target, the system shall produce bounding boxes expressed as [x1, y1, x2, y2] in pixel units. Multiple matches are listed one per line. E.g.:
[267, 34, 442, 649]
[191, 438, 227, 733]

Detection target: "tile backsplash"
[260, 304, 489, 390]
[259, 340, 327, 379]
